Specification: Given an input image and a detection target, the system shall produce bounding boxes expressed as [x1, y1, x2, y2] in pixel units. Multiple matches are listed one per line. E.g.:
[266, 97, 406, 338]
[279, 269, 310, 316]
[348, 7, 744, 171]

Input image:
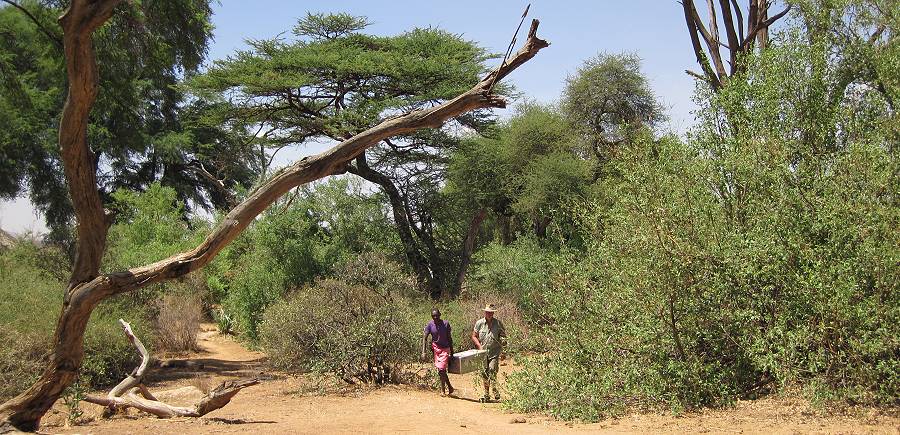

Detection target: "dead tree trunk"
[0, 1, 548, 429]
[82, 319, 256, 418]
[681, 0, 791, 90]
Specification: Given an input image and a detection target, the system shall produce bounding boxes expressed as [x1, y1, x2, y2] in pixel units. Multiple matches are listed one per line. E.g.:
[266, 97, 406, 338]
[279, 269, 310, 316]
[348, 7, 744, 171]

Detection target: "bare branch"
[688, 0, 728, 79]
[83, 320, 258, 418]
[729, 0, 745, 42]
[718, 0, 741, 72]
[742, 3, 791, 49]
[682, 0, 722, 89]
[106, 319, 151, 399]
[188, 160, 237, 209]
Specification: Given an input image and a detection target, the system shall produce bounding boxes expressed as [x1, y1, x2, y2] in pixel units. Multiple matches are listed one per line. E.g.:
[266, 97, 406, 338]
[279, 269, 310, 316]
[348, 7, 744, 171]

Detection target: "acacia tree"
[0, 1, 548, 431]
[448, 103, 592, 248]
[189, 13, 501, 298]
[562, 53, 665, 178]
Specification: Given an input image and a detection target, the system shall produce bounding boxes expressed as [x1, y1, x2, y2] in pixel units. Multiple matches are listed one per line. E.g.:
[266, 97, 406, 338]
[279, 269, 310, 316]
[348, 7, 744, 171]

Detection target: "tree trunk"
[498, 213, 513, 245]
[348, 152, 440, 298]
[534, 216, 551, 239]
[451, 207, 487, 298]
[0, 12, 547, 430]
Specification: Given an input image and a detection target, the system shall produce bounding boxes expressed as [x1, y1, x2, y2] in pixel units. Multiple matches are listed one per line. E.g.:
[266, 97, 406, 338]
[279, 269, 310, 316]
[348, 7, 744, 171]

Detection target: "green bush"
[467, 237, 554, 322]
[259, 253, 420, 383]
[507, 102, 899, 420]
[223, 257, 288, 341]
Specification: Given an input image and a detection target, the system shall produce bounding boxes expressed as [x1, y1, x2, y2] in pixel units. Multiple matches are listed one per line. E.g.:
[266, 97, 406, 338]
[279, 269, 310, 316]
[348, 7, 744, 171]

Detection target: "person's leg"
[481, 357, 491, 401]
[438, 370, 453, 395]
[440, 370, 454, 394]
[488, 356, 500, 400]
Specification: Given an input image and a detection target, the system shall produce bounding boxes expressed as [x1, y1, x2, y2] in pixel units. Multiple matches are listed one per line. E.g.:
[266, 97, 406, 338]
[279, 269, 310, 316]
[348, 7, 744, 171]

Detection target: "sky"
[0, 0, 701, 235]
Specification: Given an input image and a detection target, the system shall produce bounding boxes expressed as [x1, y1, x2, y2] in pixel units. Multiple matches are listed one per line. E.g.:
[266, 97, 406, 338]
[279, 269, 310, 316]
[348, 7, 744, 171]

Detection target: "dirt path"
[42, 325, 899, 434]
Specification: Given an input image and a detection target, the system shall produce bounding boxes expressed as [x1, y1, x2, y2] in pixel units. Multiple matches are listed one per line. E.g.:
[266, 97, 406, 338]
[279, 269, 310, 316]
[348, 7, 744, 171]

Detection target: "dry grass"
[188, 375, 212, 394]
[155, 293, 203, 353]
[0, 327, 47, 400]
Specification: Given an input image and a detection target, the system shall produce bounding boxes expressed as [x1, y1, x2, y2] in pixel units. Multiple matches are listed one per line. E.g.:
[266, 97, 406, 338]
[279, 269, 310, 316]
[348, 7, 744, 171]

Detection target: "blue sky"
[1, 0, 702, 234]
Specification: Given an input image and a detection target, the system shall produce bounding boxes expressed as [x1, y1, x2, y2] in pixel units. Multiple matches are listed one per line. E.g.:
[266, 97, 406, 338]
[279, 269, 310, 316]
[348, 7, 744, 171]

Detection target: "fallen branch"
[83, 320, 257, 418]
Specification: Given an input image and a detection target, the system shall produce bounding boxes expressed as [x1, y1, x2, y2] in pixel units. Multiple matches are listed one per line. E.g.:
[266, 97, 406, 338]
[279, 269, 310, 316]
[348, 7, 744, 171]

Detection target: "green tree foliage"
[104, 183, 192, 271]
[188, 12, 497, 298]
[215, 177, 401, 340]
[189, 11, 491, 147]
[507, 5, 898, 419]
[0, 0, 257, 245]
[448, 103, 591, 242]
[562, 53, 665, 171]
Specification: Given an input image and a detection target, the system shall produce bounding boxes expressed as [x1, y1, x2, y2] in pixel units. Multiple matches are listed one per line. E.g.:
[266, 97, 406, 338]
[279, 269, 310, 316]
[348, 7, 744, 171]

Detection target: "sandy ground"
[38, 325, 900, 435]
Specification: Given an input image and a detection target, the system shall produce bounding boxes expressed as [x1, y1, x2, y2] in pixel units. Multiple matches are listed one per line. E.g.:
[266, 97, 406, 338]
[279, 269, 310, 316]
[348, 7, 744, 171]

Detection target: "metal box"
[448, 349, 488, 374]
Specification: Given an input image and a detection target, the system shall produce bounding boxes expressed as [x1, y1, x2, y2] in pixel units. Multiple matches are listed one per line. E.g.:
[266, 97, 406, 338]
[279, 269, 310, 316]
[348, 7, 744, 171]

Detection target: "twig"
[487, 4, 531, 92]
[0, 0, 63, 47]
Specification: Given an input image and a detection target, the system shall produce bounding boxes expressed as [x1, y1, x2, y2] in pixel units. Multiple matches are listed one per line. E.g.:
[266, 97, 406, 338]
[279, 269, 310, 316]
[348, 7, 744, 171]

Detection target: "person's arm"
[498, 320, 507, 348]
[471, 322, 483, 350]
[447, 322, 454, 356]
[421, 327, 430, 360]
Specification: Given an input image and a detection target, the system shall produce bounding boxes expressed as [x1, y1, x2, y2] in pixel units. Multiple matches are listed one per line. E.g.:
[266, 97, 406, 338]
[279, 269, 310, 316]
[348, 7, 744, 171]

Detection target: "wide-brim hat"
[482, 303, 497, 312]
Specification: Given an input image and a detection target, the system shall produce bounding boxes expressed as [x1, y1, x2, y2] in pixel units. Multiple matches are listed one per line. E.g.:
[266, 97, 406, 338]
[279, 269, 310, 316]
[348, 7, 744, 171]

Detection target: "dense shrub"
[223, 257, 288, 341]
[259, 253, 420, 383]
[507, 39, 900, 419]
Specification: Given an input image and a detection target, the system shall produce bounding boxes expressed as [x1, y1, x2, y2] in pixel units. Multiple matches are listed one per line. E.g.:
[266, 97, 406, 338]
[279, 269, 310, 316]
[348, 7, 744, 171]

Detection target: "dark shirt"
[424, 319, 452, 349]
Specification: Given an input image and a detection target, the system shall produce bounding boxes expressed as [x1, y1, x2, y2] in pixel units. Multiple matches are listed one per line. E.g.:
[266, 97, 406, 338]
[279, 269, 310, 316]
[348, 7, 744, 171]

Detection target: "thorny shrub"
[259, 253, 421, 384]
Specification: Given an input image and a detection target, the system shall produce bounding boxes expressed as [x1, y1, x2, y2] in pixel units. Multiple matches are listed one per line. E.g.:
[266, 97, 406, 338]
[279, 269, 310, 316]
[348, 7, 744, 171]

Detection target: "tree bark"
[681, 0, 790, 91]
[0, 7, 548, 430]
[347, 152, 439, 298]
[452, 207, 488, 298]
[498, 213, 513, 245]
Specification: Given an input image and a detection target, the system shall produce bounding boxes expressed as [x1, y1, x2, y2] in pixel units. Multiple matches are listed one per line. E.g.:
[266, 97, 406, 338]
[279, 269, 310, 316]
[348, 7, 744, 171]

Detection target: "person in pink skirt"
[422, 308, 455, 396]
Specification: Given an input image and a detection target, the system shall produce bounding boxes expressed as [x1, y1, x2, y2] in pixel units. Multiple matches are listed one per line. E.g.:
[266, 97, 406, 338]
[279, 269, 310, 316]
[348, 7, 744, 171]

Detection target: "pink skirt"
[432, 342, 450, 370]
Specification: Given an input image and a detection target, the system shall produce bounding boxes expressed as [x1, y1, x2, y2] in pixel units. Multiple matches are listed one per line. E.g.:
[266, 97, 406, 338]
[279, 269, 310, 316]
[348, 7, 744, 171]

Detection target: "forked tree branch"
[83, 319, 258, 418]
[681, 0, 791, 90]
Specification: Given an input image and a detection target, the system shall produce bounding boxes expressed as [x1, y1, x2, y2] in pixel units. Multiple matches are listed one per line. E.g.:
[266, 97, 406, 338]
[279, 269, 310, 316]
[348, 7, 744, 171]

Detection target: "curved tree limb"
[106, 320, 151, 400]
[0, 7, 549, 430]
[74, 19, 548, 302]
